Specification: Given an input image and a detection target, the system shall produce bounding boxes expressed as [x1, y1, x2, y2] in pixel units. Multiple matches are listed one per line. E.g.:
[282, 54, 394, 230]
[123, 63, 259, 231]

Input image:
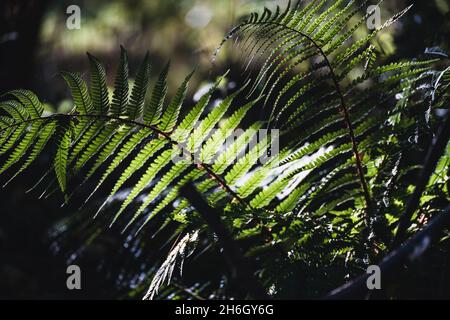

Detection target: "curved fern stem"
[0, 113, 251, 210]
[248, 21, 374, 223]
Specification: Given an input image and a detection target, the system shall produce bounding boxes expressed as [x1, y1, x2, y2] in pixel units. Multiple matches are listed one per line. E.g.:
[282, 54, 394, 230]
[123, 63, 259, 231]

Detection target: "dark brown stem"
[0, 113, 250, 209]
[246, 21, 374, 223]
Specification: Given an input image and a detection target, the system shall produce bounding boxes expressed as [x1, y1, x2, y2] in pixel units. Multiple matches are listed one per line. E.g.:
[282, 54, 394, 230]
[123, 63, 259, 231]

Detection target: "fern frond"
[144, 61, 169, 125]
[83, 125, 133, 181]
[172, 73, 226, 143]
[88, 53, 110, 115]
[61, 71, 93, 115]
[127, 52, 151, 120]
[73, 121, 118, 171]
[0, 100, 29, 121]
[3, 121, 57, 186]
[0, 123, 28, 155]
[0, 0, 446, 298]
[54, 125, 72, 194]
[111, 147, 175, 225]
[126, 161, 192, 230]
[86, 129, 153, 205]
[95, 137, 167, 216]
[158, 71, 194, 133]
[187, 89, 240, 154]
[111, 46, 129, 117]
[0, 121, 44, 175]
[200, 99, 257, 163]
[6, 90, 44, 118]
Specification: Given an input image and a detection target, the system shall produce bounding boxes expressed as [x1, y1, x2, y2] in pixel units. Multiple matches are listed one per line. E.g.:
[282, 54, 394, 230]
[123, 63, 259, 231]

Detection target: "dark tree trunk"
[0, 0, 49, 94]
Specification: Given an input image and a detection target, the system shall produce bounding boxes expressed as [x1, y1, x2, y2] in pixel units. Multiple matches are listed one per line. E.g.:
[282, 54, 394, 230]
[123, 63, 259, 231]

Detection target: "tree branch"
[392, 110, 450, 248]
[326, 204, 450, 300]
[180, 182, 269, 299]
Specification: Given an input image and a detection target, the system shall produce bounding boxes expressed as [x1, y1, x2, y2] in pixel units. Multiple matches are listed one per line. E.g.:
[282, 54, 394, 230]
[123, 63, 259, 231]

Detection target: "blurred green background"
[2, 0, 449, 107]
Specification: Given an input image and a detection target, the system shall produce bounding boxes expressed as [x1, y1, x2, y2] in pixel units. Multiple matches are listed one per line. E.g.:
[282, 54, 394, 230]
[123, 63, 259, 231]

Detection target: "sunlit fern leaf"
[187, 89, 241, 154]
[235, 148, 291, 201]
[0, 117, 14, 146]
[95, 137, 168, 217]
[87, 53, 110, 115]
[73, 121, 119, 171]
[0, 100, 29, 122]
[211, 0, 439, 234]
[127, 98, 258, 230]
[0, 0, 446, 299]
[111, 147, 175, 225]
[137, 168, 203, 234]
[0, 121, 44, 175]
[216, 0, 417, 131]
[171, 73, 227, 144]
[6, 90, 44, 118]
[127, 52, 151, 120]
[85, 129, 153, 207]
[158, 71, 194, 133]
[83, 124, 133, 182]
[120, 97, 257, 231]
[144, 61, 169, 125]
[54, 124, 72, 194]
[3, 120, 57, 186]
[154, 123, 264, 226]
[200, 98, 258, 164]
[67, 120, 105, 166]
[0, 123, 28, 155]
[0, 116, 14, 128]
[61, 71, 93, 115]
[124, 160, 192, 231]
[111, 46, 129, 117]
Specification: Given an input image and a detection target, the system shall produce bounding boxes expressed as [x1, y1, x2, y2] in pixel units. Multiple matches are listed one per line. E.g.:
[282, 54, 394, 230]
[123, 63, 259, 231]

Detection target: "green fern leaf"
[144, 61, 170, 125]
[4, 121, 57, 185]
[61, 71, 93, 114]
[0, 124, 28, 155]
[158, 71, 194, 133]
[111, 147, 175, 224]
[7, 89, 44, 118]
[54, 126, 72, 194]
[95, 137, 167, 215]
[126, 160, 191, 229]
[127, 52, 151, 120]
[0, 121, 43, 175]
[85, 129, 153, 204]
[111, 46, 129, 117]
[88, 53, 110, 115]
[84, 125, 133, 181]
[0, 100, 29, 121]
